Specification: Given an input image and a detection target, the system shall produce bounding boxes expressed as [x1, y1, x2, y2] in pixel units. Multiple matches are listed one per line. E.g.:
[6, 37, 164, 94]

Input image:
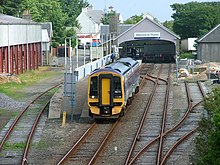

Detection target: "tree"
[162, 20, 173, 32]
[123, 14, 143, 24]
[101, 10, 117, 25]
[171, 2, 220, 39]
[61, 0, 89, 27]
[19, 0, 67, 47]
[1, 0, 89, 47]
[0, 0, 23, 16]
[193, 87, 220, 164]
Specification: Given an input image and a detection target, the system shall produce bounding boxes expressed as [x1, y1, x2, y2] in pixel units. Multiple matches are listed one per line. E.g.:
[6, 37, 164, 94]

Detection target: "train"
[87, 57, 141, 120]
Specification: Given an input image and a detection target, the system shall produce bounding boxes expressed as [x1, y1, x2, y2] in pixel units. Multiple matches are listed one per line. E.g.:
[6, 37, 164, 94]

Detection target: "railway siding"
[0, 64, 209, 165]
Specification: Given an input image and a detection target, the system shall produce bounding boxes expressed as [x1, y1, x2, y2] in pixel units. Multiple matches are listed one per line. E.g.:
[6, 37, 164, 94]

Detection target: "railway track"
[125, 64, 171, 165]
[0, 63, 206, 165]
[57, 121, 119, 165]
[0, 83, 61, 165]
[161, 81, 205, 164]
[56, 63, 153, 165]
[127, 80, 205, 165]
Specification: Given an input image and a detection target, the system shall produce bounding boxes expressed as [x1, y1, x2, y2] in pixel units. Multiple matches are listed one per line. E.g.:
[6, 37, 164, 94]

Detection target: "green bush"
[193, 87, 220, 164]
[180, 53, 195, 59]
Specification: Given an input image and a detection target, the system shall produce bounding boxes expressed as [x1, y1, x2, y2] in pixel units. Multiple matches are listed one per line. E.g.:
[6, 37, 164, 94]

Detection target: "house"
[76, 5, 104, 44]
[76, 5, 124, 46]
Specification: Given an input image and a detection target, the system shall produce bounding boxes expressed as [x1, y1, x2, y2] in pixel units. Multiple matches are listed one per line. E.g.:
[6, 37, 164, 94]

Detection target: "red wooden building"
[0, 14, 42, 75]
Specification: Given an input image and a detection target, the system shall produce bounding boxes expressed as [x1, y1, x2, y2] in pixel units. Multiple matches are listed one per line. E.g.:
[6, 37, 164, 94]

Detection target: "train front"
[88, 69, 125, 119]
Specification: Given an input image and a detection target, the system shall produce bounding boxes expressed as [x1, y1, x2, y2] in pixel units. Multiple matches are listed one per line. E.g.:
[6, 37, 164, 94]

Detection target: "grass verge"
[0, 67, 62, 100]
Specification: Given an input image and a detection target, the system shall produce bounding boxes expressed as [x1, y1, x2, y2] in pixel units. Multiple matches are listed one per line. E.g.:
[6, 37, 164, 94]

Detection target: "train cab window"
[90, 76, 98, 98]
[113, 77, 122, 98]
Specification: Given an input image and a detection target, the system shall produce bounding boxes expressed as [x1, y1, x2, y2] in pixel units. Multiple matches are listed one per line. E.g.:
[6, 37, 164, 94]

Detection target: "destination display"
[134, 32, 160, 39]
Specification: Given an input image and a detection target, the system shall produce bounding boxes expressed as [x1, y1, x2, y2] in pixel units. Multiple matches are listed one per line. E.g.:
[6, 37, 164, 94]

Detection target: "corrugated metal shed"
[0, 14, 42, 74]
[197, 24, 220, 43]
[0, 14, 42, 47]
[197, 24, 220, 62]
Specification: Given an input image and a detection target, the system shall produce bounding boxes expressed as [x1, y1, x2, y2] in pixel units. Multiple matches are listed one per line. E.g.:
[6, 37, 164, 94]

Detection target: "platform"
[48, 77, 89, 119]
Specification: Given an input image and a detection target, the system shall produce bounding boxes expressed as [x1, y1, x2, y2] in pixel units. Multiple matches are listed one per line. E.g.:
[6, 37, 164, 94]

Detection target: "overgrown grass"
[3, 142, 26, 150]
[11, 111, 19, 118]
[0, 109, 7, 117]
[0, 67, 62, 99]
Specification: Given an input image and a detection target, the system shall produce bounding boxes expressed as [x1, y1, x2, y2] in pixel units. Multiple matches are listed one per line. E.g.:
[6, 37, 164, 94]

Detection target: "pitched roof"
[85, 10, 104, 24]
[0, 14, 38, 25]
[114, 15, 180, 40]
[197, 24, 220, 42]
[100, 24, 133, 36]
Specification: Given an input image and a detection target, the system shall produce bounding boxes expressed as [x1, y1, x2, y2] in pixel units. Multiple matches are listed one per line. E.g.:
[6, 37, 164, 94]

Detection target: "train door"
[102, 78, 110, 105]
[99, 74, 113, 106]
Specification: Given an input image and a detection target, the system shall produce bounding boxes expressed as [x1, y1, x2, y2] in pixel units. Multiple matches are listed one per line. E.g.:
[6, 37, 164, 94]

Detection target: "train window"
[113, 77, 122, 98]
[90, 76, 98, 98]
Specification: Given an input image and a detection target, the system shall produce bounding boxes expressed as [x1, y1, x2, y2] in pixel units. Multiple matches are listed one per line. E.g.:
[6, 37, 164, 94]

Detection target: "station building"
[112, 14, 180, 63]
[0, 14, 50, 75]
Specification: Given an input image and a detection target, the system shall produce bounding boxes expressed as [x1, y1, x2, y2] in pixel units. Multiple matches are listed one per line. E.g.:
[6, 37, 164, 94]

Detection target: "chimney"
[88, 5, 94, 11]
[22, 10, 31, 21]
[82, 7, 87, 12]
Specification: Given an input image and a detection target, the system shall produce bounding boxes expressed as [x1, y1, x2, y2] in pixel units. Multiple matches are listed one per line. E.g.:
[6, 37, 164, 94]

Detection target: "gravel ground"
[0, 93, 25, 110]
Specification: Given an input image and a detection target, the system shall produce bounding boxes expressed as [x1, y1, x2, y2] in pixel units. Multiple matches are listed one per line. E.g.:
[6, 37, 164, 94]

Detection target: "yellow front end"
[88, 71, 125, 118]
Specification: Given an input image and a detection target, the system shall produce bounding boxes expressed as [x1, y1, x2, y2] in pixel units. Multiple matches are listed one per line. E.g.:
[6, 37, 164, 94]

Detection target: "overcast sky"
[87, 0, 217, 22]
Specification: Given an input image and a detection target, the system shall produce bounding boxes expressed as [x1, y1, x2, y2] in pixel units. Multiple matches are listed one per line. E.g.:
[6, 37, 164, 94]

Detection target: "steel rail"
[0, 83, 61, 151]
[160, 127, 198, 165]
[21, 100, 50, 165]
[125, 64, 163, 165]
[159, 81, 206, 164]
[88, 118, 121, 165]
[147, 73, 168, 84]
[139, 64, 154, 87]
[57, 123, 97, 165]
[128, 81, 193, 164]
[156, 64, 171, 165]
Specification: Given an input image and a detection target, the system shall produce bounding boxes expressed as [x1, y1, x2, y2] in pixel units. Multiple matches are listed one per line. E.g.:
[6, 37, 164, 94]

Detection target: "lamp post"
[69, 38, 72, 73]
[65, 36, 79, 72]
[90, 34, 93, 62]
[76, 37, 79, 68]
[63, 36, 77, 127]
[101, 34, 103, 58]
[176, 55, 179, 79]
[83, 35, 86, 66]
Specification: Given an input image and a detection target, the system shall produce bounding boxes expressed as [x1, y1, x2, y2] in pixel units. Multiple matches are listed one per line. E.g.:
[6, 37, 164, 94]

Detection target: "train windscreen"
[90, 76, 98, 98]
[113, 76, 122, 98]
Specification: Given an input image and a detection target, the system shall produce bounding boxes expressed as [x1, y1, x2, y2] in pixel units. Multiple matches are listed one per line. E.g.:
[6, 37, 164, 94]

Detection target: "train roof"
[117, 57, 138, 67]
[90, 58, 138, 76]
[105, 62, 130, 75]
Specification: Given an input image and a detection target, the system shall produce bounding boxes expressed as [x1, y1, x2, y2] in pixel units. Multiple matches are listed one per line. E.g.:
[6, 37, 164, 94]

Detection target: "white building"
[76, 5, 104, 44]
